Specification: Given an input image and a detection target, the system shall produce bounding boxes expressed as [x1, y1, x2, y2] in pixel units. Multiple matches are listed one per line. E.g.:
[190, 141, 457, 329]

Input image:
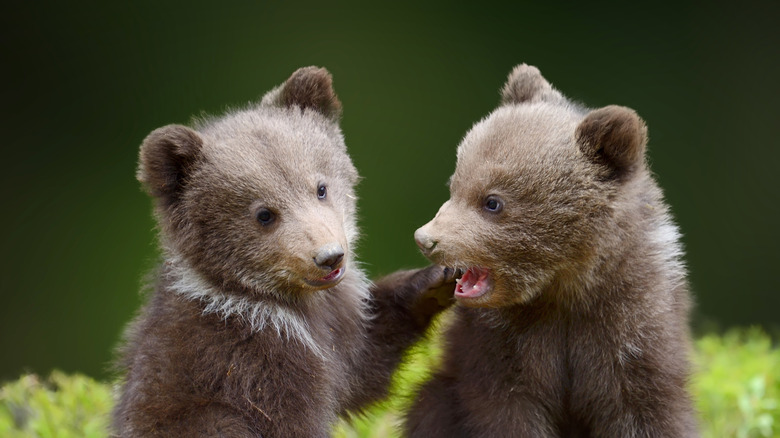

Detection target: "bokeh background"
[2, 0, 778, 382]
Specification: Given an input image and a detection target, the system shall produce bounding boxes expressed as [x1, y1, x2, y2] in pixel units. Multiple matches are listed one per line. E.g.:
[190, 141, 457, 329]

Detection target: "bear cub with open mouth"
[112, 67, 456, 437]
[408, 64, 697, 437]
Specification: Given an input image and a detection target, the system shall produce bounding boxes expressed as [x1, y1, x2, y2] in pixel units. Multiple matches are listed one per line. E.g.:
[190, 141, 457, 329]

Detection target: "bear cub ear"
[263, 66, 342, 122]
[575, 105, 648, 174]
[501, 63, 564, 105]
[137, 124, 203, 207]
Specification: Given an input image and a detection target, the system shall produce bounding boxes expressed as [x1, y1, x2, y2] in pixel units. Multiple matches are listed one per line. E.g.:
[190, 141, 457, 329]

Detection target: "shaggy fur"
[407, 64, 698, 437]
[113, 66, 455, 437]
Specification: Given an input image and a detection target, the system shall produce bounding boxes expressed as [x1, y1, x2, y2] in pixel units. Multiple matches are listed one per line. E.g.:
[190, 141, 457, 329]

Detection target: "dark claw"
[440, 266, 463, 284]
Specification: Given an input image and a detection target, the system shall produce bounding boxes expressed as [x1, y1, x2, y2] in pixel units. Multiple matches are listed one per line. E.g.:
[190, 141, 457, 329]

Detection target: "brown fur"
[407, 64, 698, 437]
[113, 66, 455, 437]
[279, 66, 343, 121]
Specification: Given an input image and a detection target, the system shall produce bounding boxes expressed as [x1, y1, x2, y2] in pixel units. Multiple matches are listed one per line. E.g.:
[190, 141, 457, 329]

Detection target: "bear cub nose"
[314, 242, 345, 270]
[414, 228, 438, 255]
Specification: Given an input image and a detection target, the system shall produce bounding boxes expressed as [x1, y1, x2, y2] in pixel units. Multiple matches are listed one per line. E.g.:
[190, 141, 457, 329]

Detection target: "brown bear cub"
[408, 64, 698, 437]
[113, 67, 456, 437]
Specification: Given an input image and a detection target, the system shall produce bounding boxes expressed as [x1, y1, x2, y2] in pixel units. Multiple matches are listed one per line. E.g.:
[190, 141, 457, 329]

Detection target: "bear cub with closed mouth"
[112, 67, 456, 437]
[408, 64, 698, 437]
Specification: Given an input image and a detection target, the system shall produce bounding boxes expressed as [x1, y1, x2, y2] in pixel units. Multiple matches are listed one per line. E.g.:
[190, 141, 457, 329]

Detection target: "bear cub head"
[415, 64, 653, 308]
[138, 67, 359, 302]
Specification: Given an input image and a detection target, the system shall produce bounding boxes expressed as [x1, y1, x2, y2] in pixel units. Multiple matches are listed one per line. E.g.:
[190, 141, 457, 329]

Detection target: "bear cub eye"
[256, 208, 276, 226]
[317, 184, 327, 200]
[483, 195, 504, 213]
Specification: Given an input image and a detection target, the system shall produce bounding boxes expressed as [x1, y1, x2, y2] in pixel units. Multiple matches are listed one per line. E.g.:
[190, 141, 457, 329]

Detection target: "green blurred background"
[1, 0, 778, 382]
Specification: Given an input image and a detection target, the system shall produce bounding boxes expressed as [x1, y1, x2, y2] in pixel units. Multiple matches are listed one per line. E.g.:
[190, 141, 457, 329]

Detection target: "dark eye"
[483, 195, 504, 213]
[317, 184, 327, 200]
[255, 208, 276, 225]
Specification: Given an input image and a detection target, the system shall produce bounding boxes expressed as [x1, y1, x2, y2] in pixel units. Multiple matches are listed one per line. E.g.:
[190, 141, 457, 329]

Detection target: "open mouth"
[306, 267, 346, 288]
[454, 267, 491, 299]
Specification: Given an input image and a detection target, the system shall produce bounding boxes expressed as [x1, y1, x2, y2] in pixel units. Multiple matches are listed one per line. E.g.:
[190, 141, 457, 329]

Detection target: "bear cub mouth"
[454, 267, 491, 299]
[306, 267, 346, 289]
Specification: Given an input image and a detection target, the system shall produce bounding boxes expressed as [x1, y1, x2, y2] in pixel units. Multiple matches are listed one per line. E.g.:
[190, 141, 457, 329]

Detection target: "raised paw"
[413, 266, 460, 305]
[410, 265, 460, 325]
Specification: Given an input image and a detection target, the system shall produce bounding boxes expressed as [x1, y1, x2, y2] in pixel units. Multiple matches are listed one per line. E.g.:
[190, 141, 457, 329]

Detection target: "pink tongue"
[321, 268, 341, 281]
[455, 268, 490, 298]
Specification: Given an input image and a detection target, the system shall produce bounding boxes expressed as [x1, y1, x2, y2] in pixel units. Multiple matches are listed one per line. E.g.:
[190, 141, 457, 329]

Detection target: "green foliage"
[0, 371, 112, 438]
[333, 328, 445, 438]
[694, 328, 780, 438]
[1, 329, 778, 437]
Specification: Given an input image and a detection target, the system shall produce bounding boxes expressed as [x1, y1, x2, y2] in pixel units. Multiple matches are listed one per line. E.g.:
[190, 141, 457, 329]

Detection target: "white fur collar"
[164, 255, 371, 356]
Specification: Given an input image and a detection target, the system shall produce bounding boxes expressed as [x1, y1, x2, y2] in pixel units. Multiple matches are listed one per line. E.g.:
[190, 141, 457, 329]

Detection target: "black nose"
[314, 243, 345, 270]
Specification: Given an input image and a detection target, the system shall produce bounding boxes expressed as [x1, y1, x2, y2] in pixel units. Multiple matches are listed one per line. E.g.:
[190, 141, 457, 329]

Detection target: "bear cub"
[113, 67, 455, 437]
[408, 64, 698, 437]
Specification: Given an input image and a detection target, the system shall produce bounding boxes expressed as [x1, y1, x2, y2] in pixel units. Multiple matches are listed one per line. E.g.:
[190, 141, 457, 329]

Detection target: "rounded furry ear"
[262, 66, 342, 121]
[137, 124, 203, 206]
[575, 105, 648, 173]
[500, 63, 564, 105]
